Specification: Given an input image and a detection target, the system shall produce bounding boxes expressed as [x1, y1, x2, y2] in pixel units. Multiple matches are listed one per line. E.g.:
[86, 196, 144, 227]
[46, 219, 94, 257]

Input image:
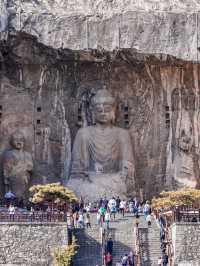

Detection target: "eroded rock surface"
[0, 1, 200, 199]
[1, 0, 200, 61]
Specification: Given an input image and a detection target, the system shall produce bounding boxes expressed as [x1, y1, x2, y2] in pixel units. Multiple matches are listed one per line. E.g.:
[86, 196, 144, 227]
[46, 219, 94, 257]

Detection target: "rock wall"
[0, 33, 200, 198]
[172, 223, 200, 266]
[0, 222, 68, 266]
[1, 0, 200, 61]
[1, 1, 200, 199]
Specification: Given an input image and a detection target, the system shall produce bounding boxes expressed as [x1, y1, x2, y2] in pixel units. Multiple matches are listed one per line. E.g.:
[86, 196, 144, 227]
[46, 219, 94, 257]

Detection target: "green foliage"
[29, 183, 77, 204]
[53, 236, 78, 266]
[152, 188, 200, 210]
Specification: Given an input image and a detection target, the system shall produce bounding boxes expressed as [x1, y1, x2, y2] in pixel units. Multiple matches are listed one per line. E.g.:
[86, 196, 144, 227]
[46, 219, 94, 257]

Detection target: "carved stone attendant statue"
[172, 110, 196, 188]
[3, 131, 33, 199]
[167, 87, 198, 189]
[68, 88, 135, 200]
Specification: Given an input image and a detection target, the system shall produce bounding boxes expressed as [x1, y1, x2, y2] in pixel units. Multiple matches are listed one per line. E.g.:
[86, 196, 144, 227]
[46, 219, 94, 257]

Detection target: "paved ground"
[73, 212, 135, 266]
[138, 215, 162, 266]
[73, 212, 162, 266]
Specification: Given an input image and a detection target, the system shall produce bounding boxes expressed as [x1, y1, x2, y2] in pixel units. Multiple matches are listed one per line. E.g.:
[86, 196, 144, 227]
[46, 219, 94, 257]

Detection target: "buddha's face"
[11, 133, 24, 150]
[94, 103, 115, 125]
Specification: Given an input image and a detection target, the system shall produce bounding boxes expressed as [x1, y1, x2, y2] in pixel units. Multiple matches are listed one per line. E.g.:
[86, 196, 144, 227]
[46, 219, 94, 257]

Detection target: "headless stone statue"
[3, 131, 33, 199]
[68, 88, 135, 200]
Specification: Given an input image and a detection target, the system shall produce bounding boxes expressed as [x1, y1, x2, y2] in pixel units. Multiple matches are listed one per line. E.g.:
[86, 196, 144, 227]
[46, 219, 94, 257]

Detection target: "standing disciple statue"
[3, 131, 33, 199]
[68, 88, 135, 200]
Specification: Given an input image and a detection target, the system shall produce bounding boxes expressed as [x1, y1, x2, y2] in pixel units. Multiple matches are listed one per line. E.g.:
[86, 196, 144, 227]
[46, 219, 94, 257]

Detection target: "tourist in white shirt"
[78, 212, 84, 228]
[119, 200, 126, 217]
[105, 211, 111, 229]
[108, 197, 117, 219]
[8, 204, 15, 221]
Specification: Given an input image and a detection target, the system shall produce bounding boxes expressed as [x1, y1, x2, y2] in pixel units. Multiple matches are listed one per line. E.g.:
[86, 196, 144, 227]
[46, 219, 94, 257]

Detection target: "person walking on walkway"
[106, 237, 113, 254]
[105, 210, 111, 229]
[73, 211, 78, 228]
[78, 212, 84, 228]
[97, 211, 101, 226]
[116, 196, 121, 213]
[99, 205, 106, 223]
[85, 212, 91, 228]
[108, 197, 117, 220]
[157, 256, 163, 266]
[128, 251, 135, 266]
[104, 252, 112, 266]
[146, 213, 152, 226]
[162, 253, 168, 266]
[121, 254, 128, 266]
[143, 200, 151, 219]
[119, 200, 126, 217]
[8, 204, 15, 221]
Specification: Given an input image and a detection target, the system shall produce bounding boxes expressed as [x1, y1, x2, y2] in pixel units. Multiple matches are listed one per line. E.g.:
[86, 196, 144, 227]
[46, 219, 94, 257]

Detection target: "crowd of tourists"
[66, 196, 152, 230]
[3, 195, 171, 266]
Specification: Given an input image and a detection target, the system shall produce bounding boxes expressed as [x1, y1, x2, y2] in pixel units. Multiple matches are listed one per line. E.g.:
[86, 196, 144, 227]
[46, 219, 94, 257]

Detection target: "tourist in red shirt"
[104, 252, 112, 266]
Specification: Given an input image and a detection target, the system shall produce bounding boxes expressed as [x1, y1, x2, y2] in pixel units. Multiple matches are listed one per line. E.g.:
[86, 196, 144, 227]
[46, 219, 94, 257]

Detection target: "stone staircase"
[73, 225, 102, 266]
[138, 216, 162, 266]
[108, 214, 135, 265]
[73, 213, 135, 266]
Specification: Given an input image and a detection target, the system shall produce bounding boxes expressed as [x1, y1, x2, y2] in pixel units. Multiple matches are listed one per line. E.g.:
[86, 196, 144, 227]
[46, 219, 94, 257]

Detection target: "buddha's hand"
[121, 161, 135, 178]
[27, 163, 33, 172]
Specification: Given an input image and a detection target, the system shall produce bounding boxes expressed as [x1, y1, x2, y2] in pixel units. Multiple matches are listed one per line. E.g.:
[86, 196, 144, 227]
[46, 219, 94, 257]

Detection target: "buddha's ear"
[110, 110, 116, 124]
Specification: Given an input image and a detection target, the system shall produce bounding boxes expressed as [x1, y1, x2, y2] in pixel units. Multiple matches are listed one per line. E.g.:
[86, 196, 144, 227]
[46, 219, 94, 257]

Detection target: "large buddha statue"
[68, 88, 135, 200]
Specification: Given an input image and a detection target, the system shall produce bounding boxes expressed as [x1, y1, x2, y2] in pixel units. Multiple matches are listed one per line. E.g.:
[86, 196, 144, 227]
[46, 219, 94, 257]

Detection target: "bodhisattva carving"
[68, 88, 135, 200]
[168, 87, 199, 188]
[3, 131, 33, 199]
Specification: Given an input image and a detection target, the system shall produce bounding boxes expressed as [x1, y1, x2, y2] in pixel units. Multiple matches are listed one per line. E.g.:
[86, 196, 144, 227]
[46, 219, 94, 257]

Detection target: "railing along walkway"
[0, 212, 66, 222]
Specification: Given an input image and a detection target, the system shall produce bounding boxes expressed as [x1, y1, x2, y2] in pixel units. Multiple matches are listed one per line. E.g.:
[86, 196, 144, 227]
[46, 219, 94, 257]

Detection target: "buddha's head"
[10, 130, 25, 150]
[92, 89, 116, 125]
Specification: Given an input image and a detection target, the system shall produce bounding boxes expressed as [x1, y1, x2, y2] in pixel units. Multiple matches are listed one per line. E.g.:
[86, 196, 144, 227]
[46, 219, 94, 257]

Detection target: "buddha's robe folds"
[68, 126, 135, 200]
[71, 126, 134, 177]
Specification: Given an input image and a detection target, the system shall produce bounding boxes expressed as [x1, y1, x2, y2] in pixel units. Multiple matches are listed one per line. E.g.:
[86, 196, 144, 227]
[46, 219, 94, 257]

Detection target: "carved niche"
[67, 86, 135, 200]
[167, 86, 200, 188]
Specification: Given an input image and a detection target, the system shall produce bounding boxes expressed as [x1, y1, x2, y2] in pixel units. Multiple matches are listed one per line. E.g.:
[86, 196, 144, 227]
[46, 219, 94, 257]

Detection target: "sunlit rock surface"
[0, 0, 200, 199]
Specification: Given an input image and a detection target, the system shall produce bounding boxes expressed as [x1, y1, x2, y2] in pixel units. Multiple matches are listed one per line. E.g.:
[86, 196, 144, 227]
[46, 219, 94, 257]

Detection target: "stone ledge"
[0, 222, 67, 226]
[1, 0, 200, 61]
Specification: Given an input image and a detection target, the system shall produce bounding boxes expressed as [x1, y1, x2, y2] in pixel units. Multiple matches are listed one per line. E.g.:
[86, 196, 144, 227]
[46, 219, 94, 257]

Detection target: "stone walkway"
[138, 215, 162, 266]
[73, 213, 162, 266]
[73, 212, 135, 266]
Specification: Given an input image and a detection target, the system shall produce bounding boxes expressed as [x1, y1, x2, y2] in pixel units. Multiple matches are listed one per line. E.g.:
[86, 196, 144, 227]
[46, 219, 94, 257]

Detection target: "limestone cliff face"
[1, 0, 200, 61]
[0, 0, 200, 199]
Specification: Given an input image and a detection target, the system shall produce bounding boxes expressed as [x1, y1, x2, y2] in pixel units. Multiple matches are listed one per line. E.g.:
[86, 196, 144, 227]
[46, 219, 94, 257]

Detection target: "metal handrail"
[156, 213, 174, 266]
[134, 224, 141, 266]
[173, 206, 200, 223]
[164, 225, 173, 266]
[0, 211, 65, 222]
[101, 227, 105, 266]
